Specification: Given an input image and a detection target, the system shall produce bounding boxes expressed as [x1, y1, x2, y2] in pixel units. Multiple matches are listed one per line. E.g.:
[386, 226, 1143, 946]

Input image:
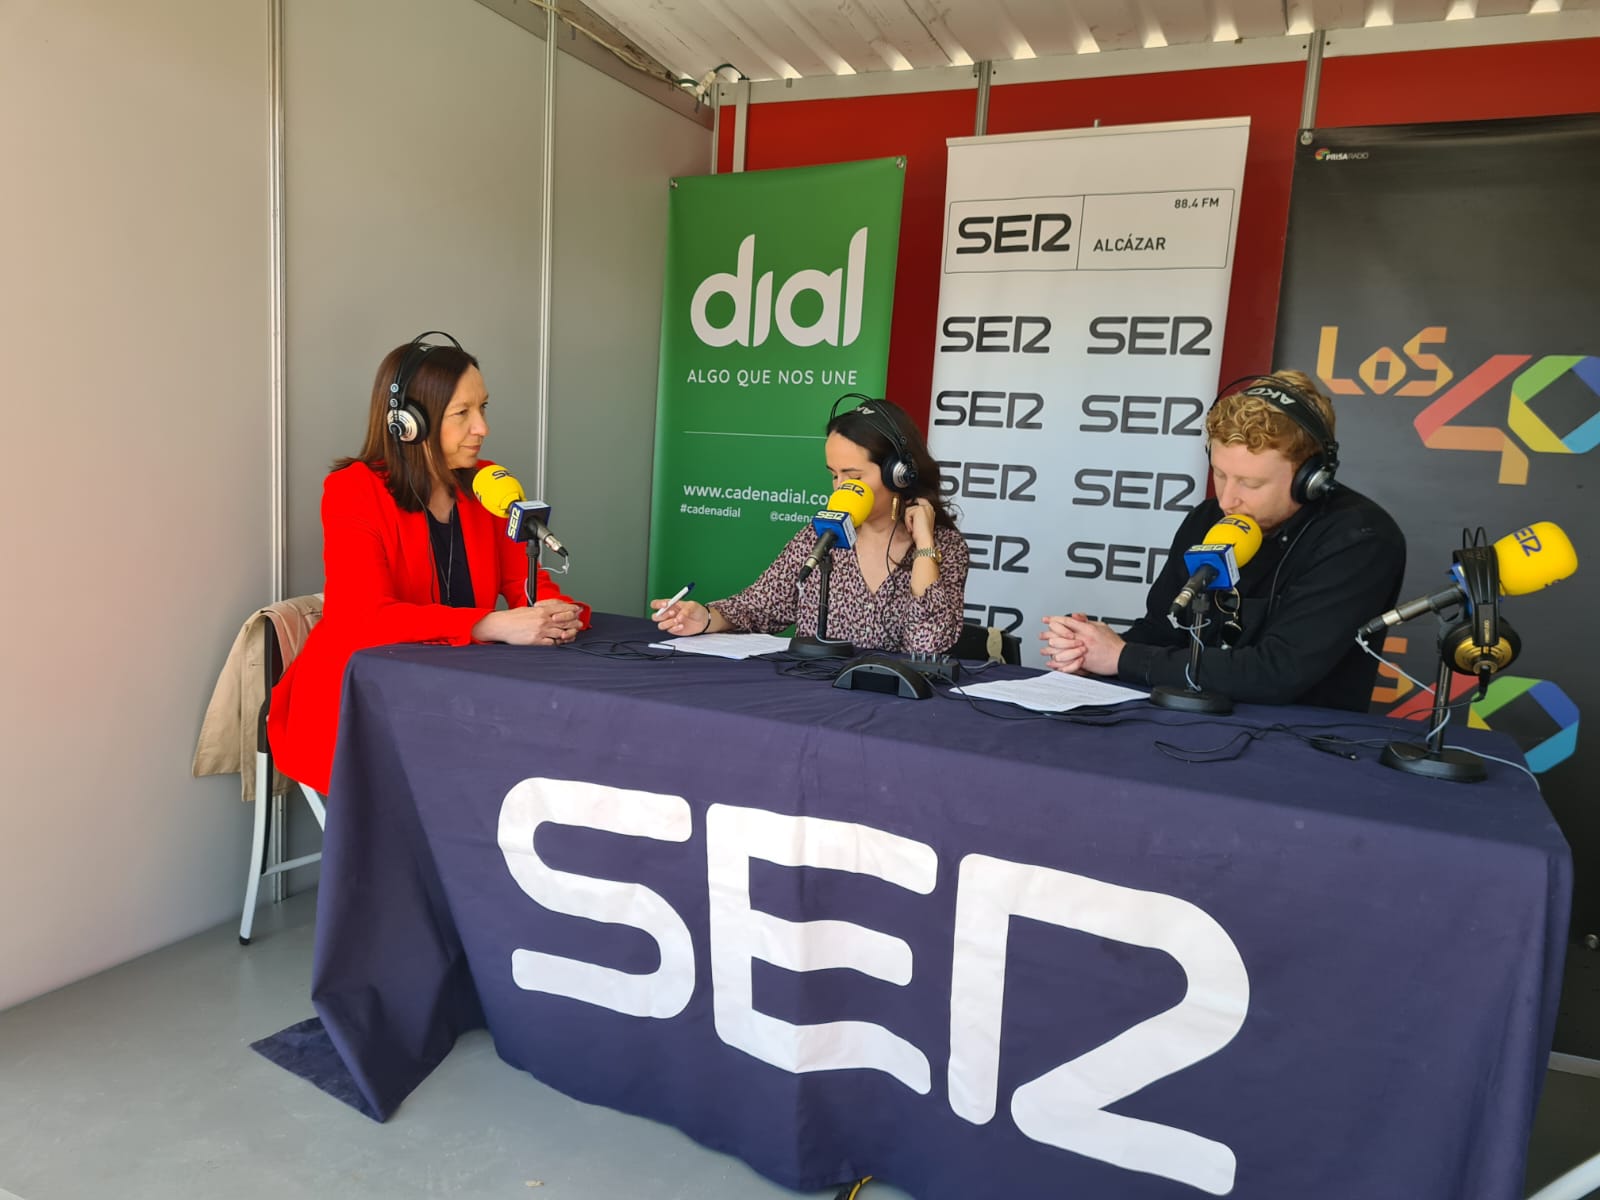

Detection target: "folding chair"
[240, 607, 326, 944]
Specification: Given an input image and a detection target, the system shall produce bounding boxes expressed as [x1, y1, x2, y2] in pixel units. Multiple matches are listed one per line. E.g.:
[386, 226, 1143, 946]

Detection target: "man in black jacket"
[1041, 370, 1406, 711]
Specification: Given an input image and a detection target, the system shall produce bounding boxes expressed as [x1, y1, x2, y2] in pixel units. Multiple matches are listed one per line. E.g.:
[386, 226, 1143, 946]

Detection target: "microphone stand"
[789, 553, 855, 660]
[1379, 629, 1487, 783]
[1150, 591, 1233, 715]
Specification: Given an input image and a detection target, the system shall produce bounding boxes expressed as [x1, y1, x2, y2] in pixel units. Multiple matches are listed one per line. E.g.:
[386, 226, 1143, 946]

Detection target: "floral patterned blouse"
[712, 523, 969, 653]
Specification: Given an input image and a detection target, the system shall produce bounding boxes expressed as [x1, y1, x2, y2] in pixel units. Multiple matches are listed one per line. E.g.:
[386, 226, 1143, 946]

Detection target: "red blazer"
[267, 461, 589, 794]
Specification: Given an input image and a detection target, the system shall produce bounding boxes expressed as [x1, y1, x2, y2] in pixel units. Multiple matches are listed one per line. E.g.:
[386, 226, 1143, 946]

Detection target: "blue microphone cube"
[507, 499, 552, 543]
[1182, 543, 1243, 590]
[812, 509, 859, 550]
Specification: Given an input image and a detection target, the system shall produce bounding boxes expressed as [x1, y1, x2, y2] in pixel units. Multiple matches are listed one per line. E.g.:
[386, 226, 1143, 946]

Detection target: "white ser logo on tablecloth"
[498, 777, 1250, 1195]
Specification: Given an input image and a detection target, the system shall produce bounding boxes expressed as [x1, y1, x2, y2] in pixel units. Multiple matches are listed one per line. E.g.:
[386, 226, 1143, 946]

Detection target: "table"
[309, 613, 1570, 1200]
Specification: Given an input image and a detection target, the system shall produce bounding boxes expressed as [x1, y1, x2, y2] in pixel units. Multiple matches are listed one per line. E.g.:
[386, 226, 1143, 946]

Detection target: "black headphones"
[386, 330, 463, 444]
[829, 393, 918, 495]
[1213, 374, 1340, 504]
[1443, 534, 1522, 694]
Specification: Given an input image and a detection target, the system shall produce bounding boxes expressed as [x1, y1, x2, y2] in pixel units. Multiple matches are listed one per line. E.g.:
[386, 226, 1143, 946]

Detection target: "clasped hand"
[474, 598, 583, 646]
[1039, 613, 1125, 677]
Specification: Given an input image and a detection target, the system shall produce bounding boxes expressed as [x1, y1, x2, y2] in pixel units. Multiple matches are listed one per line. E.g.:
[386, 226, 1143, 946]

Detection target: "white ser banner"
[927, 119, 1250, 651]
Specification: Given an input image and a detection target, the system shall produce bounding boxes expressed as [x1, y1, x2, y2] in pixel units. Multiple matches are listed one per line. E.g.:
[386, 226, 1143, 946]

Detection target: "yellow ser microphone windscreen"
[828, 481, 875, 528]
[472, 465, 525, 518]
[1203, 514, 1263, 568]
[1494, 521, 1577, 596]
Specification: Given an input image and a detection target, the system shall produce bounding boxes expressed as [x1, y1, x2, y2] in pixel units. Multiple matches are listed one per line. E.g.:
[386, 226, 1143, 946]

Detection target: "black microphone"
[1357, 582, 1468, 640]
[800, 530, 840, 581]
[1169, 564, 1221, 619]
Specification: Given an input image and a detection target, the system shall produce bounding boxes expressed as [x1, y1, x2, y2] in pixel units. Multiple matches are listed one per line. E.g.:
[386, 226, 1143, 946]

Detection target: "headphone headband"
[386, 330, 464, 444]
[828, 393, 918, 495]
[1213, 373, 1341, 502]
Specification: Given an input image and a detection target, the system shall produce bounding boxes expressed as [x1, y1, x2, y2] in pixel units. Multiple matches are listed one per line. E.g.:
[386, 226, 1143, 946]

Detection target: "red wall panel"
[1316, 37, 1600, 128]
[717, 38, 1599, 432]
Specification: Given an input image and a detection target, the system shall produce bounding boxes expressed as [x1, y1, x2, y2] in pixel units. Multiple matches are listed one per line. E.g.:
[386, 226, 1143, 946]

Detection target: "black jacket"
[1116, 487, 1406, 711]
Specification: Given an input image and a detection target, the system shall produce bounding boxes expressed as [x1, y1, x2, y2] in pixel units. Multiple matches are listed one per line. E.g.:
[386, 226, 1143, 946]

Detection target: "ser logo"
[1080, 394, 1205, 436]
[1064, 543, 1170, 585]
[940, 316, 1051, 354]
[1073, 470, 1198, 512]
[962, 533, 1031, 573]
[1087, 316, 1214, 357]
[1317, 326, 1600, 484]
[962, 603, 1024, 634]
[954, 212, 1073, 255]
[936, 461, 1038, 503]
[932, 390, 1045, 430]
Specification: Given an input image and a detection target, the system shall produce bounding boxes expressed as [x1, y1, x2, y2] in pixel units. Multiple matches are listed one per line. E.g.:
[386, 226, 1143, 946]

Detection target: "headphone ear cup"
[1443, 615, 1522, 676]
[889, 455, 917, 494]
[1292, 453, 1332, 504]
[386, 398, 428, 443]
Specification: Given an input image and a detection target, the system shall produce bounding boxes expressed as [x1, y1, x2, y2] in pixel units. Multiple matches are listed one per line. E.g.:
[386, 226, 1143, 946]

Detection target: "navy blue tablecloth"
[309, 613, 1570, 1200]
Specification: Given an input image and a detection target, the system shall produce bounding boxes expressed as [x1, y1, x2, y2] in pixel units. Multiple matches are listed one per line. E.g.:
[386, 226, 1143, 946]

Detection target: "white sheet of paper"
[649, 633, 794, 660]
[952, 670, 1148, 712]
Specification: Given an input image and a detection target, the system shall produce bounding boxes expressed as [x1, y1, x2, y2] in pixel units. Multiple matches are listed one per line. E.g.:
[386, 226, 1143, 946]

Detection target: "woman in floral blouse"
[652, 398, 968, 653]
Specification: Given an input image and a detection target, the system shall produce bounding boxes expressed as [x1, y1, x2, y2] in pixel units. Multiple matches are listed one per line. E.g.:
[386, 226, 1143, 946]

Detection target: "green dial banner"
[648, 158, 905, 609]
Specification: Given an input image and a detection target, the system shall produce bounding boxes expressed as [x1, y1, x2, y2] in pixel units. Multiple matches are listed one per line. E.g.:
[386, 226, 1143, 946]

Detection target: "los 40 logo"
[1316, 326, 1600, 485]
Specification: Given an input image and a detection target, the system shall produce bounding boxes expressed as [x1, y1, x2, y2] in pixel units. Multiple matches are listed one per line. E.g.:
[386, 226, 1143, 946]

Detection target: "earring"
[891, 496, 903, 523]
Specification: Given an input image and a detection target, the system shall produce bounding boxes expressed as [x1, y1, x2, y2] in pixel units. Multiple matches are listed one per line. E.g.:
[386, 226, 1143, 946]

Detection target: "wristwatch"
[912, 546, 942, 563]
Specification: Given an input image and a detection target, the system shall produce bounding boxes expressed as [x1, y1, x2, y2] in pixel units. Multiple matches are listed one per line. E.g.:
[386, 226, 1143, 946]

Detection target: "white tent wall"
[0, 0, 270, 1012]
[547, 51, 710, 616]
[0, 0, 708, 1013]
[282, 0, 552, 599]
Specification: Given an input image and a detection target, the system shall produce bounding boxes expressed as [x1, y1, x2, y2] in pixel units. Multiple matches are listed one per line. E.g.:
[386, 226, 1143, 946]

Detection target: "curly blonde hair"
[1205, 370, 1336, 466]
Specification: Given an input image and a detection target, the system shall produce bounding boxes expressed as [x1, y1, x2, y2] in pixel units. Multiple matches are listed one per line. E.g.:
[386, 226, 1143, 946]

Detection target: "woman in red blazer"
[267, 333, 589, 794]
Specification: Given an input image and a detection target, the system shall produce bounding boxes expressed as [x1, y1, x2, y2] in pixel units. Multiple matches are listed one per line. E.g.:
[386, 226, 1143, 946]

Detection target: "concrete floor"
[0, 893, 1594, 1200]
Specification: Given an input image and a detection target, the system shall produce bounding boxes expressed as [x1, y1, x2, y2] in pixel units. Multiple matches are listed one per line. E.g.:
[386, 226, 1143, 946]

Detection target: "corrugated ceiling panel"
[848, 0, 960, 68]
[1226, 0, 1293, 38]
[1310, 0, 1375, 28]
[1390, 0, 1453, 21]
[1072, 0, 1152, 50]
[997, 0, 1094, 56]
[1146, 0, 1222, 44]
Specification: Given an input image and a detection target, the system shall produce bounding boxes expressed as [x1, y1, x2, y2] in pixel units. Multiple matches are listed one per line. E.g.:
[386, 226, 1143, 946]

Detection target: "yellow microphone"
[1493, 521, 1576, 596]
[1359, 520, 1576, 638]
[798, 481, 876, 581]
[471, 464, 566, 558]
[1169, 514, 1262, 621]
[471, 465, 524, 518]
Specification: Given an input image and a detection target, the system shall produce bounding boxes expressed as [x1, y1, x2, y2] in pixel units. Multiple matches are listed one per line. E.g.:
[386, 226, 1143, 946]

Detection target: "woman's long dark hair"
[335, 341, 481, 512]
[827, 398, 960, 567]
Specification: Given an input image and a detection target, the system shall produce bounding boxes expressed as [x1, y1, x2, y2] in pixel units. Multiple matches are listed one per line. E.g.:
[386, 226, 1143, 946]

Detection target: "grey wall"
[547, 54, 710, 615]
[0, 0, 706, 1013]
[0, 0, 268, 1011]
[283, 0, 550, 596]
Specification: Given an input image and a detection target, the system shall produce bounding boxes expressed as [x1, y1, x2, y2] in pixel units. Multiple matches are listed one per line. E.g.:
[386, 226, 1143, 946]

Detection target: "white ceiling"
[579, 0, 1588, 83]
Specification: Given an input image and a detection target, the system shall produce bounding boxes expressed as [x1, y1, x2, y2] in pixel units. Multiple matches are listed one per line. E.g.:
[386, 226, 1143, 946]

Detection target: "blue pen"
[655, 581, 695, 622]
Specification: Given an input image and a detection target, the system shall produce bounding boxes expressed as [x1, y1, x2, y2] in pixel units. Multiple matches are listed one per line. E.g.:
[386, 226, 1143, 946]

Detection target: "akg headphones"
[386, 330, 464, 444]
[829, 393, 918, 495]
[1442, 534, 1522, 694]
[1214, 374, 1341, 504]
